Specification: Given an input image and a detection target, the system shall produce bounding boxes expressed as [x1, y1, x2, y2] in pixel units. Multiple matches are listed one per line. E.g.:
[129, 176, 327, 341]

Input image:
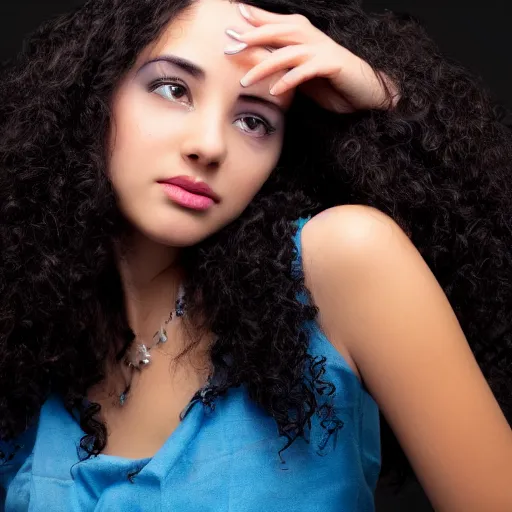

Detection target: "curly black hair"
[1, 0, 511, 480]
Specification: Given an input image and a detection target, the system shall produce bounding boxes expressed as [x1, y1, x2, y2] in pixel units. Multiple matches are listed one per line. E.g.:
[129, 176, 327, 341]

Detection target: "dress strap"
[292, 216, 312, 278]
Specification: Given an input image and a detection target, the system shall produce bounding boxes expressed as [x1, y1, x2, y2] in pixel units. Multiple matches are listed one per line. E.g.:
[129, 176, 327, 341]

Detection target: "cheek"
[108, 94, 178, 185]
[225, 139, 282, 210]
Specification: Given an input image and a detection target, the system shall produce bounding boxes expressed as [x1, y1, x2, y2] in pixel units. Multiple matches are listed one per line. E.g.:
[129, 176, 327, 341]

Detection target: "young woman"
[1, 0, 511, 510]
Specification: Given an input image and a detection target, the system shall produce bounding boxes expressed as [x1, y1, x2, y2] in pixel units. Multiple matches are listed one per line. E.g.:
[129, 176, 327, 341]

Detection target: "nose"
[181, 109, 228, 170]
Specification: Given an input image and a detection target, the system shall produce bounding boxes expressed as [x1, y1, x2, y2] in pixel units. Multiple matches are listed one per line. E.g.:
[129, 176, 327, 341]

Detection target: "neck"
[118, 230, 181, 286]
[117, 230, 183, 329]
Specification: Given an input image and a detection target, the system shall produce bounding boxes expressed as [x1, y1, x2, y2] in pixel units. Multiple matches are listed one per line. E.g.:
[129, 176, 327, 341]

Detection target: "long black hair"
[1, 0, 511, 478]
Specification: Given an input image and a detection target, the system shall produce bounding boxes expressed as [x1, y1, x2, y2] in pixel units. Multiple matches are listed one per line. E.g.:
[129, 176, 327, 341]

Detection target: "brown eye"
[152, 80, 191, 104]
[235, 116, 275, 138]
[167, 84, 187, 99]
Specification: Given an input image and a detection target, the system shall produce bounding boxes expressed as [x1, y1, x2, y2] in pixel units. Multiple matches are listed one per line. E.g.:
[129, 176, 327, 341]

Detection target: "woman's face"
[109, 0, 294, 247]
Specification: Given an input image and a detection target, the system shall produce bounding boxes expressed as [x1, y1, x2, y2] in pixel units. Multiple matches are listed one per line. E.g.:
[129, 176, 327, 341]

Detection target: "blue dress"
[0, 218, 381, 511]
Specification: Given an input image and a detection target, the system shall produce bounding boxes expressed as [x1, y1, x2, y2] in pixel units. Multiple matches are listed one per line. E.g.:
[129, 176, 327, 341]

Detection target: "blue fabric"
[0, 218, 380, 511]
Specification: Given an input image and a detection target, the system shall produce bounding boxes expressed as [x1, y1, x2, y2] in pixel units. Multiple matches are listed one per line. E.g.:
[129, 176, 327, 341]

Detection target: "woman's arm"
[301, 205, 512, 512]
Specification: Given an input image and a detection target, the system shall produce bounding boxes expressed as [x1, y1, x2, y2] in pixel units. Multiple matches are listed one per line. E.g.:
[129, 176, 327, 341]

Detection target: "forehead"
[134, 0, 294, 109]
[153, 0, 254, 55]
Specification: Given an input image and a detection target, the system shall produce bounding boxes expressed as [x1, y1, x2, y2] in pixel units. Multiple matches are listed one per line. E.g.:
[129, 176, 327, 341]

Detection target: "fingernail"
[224, 42, 248, 55]
[240, 75, 250, 87]
[226, 29, 244, 41]
[269, 80, 283, 96]
[238, 4, 252, 20]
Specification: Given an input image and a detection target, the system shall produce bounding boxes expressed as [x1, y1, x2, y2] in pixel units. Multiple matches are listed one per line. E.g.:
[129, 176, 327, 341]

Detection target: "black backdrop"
[1, 2, 510, 511]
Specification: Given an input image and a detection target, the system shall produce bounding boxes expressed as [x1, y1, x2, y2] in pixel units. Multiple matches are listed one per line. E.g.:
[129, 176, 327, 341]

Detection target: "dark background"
[1, 2, 510, 511]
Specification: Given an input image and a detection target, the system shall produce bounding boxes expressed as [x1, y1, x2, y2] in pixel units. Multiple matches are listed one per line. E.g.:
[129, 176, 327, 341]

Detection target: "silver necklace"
[118, 285, 186, 406]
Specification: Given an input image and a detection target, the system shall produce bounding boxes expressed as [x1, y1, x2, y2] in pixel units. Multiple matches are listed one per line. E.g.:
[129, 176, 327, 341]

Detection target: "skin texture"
[1, 0, 512, 509]
[301, 206, 512, 511]
[232, 4, 398, 111]
[109, 0, 395, 252]
[98, 1, 294, 456]
[109, 2, 291, 251]
[93, 0, 395, 460]
[108, 2, 512, 506]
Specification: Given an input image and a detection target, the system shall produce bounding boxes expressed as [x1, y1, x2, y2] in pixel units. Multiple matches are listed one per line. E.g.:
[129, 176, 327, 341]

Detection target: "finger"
[269, 60, 327, 96]
[238, 3, 311, 28]
[299, 79, 356, 113]
[239, 45, 312, 88]
[225, 23, 317, 50]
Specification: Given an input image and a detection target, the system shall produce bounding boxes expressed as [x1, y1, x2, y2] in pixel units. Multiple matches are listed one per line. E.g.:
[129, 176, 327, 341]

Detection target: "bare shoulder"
[303, 203, 400, 238]
[300, 204, 418, 283]
[299, 205, 512, 511]
[298, 204, 424, 378]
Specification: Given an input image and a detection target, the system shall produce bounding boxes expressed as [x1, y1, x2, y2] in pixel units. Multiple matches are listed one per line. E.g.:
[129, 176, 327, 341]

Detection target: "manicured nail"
[269, 80, 284, 96]
[226, 29, 244, 41]
[224, 42, 248, 55]
[240, 72, 255, 87]
[238, 4, 252, 20]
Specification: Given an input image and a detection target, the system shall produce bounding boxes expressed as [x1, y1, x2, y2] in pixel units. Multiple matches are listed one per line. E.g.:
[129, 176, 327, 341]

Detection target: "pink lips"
[158, 175, 219, 211]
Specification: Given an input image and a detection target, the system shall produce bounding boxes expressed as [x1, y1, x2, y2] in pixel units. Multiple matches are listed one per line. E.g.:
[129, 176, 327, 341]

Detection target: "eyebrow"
[138, 55, 206, 79]
[240, 94, 285, 116]
[138, 54, 286, 115]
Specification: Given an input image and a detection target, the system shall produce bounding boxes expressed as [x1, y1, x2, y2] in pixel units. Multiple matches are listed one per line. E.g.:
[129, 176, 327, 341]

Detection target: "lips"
[158, 176, 220, 203]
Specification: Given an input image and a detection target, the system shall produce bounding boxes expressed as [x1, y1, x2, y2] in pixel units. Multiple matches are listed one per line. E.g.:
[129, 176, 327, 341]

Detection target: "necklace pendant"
[176, 299, 185, 317]
[130, 343, 151, 367]
[158, 328, 168, 344]
[175, 290, 185, 317]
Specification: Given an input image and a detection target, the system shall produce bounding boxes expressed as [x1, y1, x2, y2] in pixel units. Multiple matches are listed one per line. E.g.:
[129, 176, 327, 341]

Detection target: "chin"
[142, 225, 212, 248]
[121, 200, 238, 249]
[135, 212, 224, 248]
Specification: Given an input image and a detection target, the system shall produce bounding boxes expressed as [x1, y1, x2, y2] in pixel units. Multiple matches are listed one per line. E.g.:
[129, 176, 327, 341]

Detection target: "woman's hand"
[224, 3, 399, 114]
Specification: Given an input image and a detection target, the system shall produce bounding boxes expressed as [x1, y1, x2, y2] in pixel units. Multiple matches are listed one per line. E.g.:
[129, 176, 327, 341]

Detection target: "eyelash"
[149, 76, 189, 98]
[148, 76, 277, 138]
